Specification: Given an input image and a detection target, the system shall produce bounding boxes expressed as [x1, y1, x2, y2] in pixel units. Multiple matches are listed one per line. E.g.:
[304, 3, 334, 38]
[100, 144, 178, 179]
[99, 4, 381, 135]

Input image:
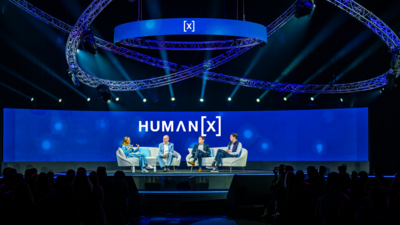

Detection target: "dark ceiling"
[1, 0, 400, 111]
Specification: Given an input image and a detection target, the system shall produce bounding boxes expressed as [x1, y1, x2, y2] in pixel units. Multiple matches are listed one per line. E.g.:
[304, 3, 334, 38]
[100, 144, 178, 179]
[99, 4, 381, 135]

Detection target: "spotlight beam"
[0, 33, 88, 100]
[0, 64, 59, 100]
[0, 82, 31, 99]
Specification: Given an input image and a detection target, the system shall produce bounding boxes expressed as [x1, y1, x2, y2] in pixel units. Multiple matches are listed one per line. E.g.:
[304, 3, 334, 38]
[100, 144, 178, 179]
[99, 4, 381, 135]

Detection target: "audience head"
[12, 182, 35, 204]
[285, 171, 303, 194]
[338, 165, 347, 174]
[359, 171, 369, 182]
[66, 169, 75, 184]
[114, 171, 126, 179]
[373, 166, 383, 177]
[89, 171, 99, 187]
[307, 166, 317, 178]
[97, 166, 107, 178]
[351, 171, 359, 180]
[31, 168, 38, 176]
[278, 164, 285, 176]
[72, 171, 93, 197]
[77, 167, 87, 173]
[368, 186, 389, 211]
[296, 170, 305, 181]
[7, 168, 17, 178]
[24, 169, 32, 179]
[327, 172, 340, 191]
[318, 166, 327, 175]
[47, 171, 55, 182]
[12, 173, 24, 185]
[284, 165, 294, 173]
[2, 167, 11, 177]
[364, 179, 383, 194]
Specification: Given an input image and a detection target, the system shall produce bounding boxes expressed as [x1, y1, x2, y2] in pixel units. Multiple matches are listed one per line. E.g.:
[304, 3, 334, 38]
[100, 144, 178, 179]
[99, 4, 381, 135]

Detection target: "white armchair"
[186, 147, 248, 172]
[116, 147, 181, 172]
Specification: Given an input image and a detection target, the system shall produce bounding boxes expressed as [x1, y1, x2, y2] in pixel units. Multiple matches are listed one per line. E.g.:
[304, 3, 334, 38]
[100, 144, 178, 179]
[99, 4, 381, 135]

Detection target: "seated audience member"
[359, 171, 369, 188]
[374, 166, 391, 191]
[36, 172, 52, 199]
[338, 165, 348, 175]
[280, 171, 313, 225]
[47, 171, 55, 191]
[188, 136, 210, 172]
[77, 167, 87, 173]
[89, 171, 104, 204]
[42, 175, 79, 223]
[72, 171, 106, 225]
[113, 171, 130, 207]
[388, 178, 400, 209]
[317, 166, 327, 184]
[97, 167, 118, 223]
[364, 179, 383, 196]
[0, 168, 17, 195]
[305, 166, 324, 197]
[1, 173, 24, 206]
[296, 170, 305, 181]
[315, 172, 349, 225]
[0, 167, 11, 185]
[355, 186, 395, 224]
[208, 133, 242, 173]
[66, 169, 75, 184]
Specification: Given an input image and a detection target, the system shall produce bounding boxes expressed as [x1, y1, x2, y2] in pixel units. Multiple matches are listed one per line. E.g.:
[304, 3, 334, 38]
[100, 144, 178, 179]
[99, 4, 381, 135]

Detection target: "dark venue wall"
[1, 0, 400, 173]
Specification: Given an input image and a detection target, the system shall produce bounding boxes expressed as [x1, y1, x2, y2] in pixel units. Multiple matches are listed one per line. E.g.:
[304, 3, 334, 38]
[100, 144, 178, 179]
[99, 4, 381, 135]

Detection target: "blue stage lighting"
[116, 97, 119, 101]
[87, 98, 91, 102]
[200, 98, 204, 102]
[295, 0, 315, 18]
[310, 97, 314, 101]
[171, 97, 175, 101]
[256, 98, 260, 102]
[228, 97, 231, 101]
[143, 98, 147, 102]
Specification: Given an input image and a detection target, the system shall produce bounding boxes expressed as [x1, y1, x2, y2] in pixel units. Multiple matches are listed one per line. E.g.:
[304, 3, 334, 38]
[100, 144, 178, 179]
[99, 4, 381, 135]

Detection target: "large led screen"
[3, 108, 368, 162]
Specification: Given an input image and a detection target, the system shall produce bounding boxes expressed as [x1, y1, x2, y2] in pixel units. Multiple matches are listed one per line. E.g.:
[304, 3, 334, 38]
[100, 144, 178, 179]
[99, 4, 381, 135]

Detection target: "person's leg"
[166, 153, 174, 167]
[193, 149, 200, 162]
[210, 149, 224, 168]
[216, 151, 232, 167]
[198, 152, 204, 168]
[157, 155, 165, 168]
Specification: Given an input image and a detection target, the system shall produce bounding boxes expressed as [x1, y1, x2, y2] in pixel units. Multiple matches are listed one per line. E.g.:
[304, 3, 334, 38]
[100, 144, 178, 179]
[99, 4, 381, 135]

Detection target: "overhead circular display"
[114, 18, 268, 50]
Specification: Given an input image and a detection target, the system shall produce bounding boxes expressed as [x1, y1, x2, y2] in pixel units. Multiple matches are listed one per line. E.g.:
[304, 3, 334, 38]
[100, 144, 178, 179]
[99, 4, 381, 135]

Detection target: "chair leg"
[173, 166, 176, 171]
[190, 167, 193, 172]
[230, 167, 232, 173]
[224, 167, 226, 172]
[242, 167, 245, 172]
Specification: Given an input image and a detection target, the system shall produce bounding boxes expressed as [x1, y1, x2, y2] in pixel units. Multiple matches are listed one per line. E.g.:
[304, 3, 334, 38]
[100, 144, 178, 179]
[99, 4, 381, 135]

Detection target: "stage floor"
[56, 169, 274, 176]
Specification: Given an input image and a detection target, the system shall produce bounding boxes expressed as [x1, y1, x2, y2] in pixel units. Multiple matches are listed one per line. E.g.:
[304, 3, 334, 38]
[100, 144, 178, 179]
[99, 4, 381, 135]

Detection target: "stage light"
[107, 100, 111, 104]
[31, 98, 34, 102]
[77, 49, 80, 53]
[87, 98, 91, 102]
[67, 69, 80, 87]
[200, 98, 204, 102]
[295, 0, 315, 18]
[57, 33, 65, 44]
[116, 97, 119, 101]
[380, 90, 382, 94]
[96, 84, 112, 103]
[283, 97, 287, 101]
[59, 99, 62, 103]
[340, 98, 343, 102]
[171, 97, 175, 101]
[310, 97, 314, 101]
[80, 29, 98, 54]
[228, 97, 231, 101]
[143, 98, 147, 102]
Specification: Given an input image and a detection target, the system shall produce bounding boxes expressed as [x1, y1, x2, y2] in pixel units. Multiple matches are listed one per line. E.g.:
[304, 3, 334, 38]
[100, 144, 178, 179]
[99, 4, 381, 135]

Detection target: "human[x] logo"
[183, 20, 195, 32]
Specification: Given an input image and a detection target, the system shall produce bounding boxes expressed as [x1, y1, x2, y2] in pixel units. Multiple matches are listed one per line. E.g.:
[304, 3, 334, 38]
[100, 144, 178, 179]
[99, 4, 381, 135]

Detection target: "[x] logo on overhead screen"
[183, 20, 195, 32]
[139, 116, 221, 137]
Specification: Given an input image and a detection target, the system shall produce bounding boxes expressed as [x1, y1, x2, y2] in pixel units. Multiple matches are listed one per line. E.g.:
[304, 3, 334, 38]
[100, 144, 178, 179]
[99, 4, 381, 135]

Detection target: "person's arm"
[158, 144, 163, 156]
[131, 144, 140, 153]
[204, 144, 210, 155]
[192, 144, 198, 155]
[170, 143, 174, 155]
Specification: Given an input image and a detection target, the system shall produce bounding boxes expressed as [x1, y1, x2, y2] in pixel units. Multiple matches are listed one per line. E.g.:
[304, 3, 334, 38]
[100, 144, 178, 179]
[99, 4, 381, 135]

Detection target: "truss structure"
[119, 38, 264, 51]
[9, 0, 400, 93]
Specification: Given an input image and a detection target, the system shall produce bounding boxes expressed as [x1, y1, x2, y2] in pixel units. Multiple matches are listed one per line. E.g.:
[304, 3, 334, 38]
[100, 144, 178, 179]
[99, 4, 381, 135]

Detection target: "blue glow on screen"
[3, 108, 368, 162]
